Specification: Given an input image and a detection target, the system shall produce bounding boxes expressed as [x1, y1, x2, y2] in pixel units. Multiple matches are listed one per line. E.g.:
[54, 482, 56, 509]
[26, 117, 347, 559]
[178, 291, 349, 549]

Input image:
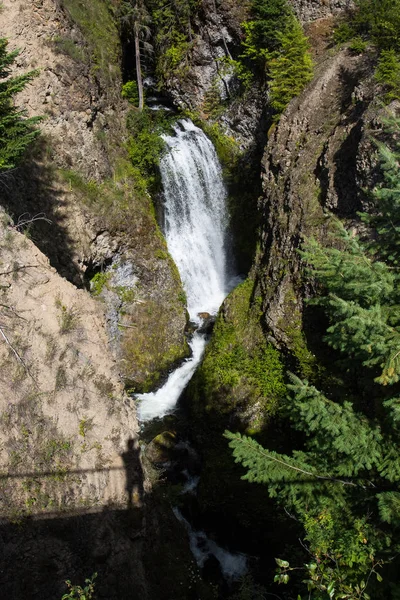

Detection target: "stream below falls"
[135, 118, 246, 580]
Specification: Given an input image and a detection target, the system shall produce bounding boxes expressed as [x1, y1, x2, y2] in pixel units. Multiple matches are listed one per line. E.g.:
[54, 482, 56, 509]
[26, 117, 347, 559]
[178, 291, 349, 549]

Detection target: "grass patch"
[59, 0, 120, 84]
[51, 35, 86, 62]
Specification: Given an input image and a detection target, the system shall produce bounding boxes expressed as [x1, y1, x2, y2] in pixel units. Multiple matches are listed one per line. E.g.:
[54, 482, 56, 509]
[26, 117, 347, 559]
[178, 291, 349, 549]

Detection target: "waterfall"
[136, 119, 237, 422]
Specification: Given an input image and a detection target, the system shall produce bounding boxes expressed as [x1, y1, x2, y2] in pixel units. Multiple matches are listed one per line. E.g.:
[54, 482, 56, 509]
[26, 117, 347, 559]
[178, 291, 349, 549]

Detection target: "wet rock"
[197, 315, 216, 334]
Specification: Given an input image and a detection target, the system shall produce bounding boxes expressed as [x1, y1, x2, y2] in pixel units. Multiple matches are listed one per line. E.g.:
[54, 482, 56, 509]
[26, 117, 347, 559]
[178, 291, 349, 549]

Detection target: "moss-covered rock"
[190, 277, 286, 434]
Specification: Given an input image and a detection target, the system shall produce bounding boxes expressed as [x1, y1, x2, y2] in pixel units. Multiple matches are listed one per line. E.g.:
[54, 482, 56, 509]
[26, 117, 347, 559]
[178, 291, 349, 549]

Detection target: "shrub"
[121, 80, 139, 105]
[268, 17, 314, 116]
[375, 49, 400, 102]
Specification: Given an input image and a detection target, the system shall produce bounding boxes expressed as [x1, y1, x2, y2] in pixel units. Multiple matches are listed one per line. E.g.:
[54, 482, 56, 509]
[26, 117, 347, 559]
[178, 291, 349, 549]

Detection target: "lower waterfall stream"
[136, 119, 238, 422]
[135, 118, 246, 580]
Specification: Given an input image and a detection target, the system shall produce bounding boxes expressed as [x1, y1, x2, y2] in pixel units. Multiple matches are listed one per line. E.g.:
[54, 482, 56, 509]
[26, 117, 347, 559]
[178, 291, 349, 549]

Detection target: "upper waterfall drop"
[136, 119, 237, 422]
[161, 118, 233, 320]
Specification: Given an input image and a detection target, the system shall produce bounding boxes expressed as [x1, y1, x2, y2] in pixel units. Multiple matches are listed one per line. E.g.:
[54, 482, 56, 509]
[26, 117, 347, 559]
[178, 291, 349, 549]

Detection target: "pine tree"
[267, 17, 314, 115]
[375, 49, 400, 102]
[241, 0, 293, 62]
[354, 0, 400, 51]
[360, 124, 400, 267]
[225, 374, 400, 597]
[0, 38, 41, 172]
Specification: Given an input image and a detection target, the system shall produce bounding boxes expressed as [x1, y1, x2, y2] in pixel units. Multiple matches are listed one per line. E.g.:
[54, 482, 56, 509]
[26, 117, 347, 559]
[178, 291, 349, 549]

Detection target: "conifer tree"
[360, 121, 400, 267]
[267, 17, 314, 115]
[226, 122, 400, 596]
[241, 0, 292, 62]
[241, 1, 313, 116]
[0, 38, 41, 172]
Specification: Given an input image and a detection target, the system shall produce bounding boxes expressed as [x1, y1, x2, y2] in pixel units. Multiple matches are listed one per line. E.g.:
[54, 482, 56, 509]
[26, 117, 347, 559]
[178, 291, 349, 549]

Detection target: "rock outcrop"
[257, 46, 379, 355]
[289, 0, 354, 22]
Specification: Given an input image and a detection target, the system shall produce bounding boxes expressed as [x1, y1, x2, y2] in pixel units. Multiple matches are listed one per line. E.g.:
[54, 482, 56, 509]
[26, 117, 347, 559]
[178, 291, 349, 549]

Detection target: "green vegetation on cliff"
[59, 0, 120, 84]
[335, 0, 400, 101]
[147, 0, 200, 84]
[241, 0, 313, 118]
[192, 278, 285, 432]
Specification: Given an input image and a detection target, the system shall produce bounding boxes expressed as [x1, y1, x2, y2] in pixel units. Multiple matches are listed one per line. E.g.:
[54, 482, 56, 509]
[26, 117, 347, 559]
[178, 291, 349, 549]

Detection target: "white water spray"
[173, 508, 247, 580]
[136, 119, 236, 421]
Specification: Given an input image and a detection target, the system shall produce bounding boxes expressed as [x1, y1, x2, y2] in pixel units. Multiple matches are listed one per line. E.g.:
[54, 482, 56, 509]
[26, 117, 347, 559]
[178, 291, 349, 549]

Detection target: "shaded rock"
[197, 315, 216, 334]
[257, 47, 378, 350]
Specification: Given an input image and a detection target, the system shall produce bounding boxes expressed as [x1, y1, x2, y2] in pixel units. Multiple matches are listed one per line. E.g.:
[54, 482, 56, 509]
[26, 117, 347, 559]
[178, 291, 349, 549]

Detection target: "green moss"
[278, 284, 316, 380]
[123, 300, 189, 392]
[183, 111, 241, 177]
[90, 271, 111, 296]
[191, 278, 285, 432]
[155, 249, 168, 260]
[59, 0, 120, 84]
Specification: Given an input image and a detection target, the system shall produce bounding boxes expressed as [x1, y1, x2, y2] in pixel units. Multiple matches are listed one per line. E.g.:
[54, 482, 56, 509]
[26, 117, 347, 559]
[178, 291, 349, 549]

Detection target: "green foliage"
[354, 0, 400, 51]
[90, 271, 111, 296]
[193, 279, 285, 430]
[360, 119, 400, 265]
[267, 16, 314, 116]
[122, 80, 140, 105]
[333, 21, 356, 45]
[219, 57, 254, 91]
[300, 220, 400, 385]
[0, 38, 41, 172]
[196, 119, 241, 175]
[126, 109, 166, 195]
[240, 0, 313, 118]
[375, 50, 400, 102]
[147, 0, 200, 83]
[241, 0, 293, 61]
[349, 36, 368, 54]
[61, 573, 97, 600]
[225, 376, 391, 597]
[335, 1, 400, 94]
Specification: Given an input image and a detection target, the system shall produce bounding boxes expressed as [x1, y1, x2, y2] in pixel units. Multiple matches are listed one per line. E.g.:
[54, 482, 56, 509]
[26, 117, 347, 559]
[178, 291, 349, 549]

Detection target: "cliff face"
[256, 46, 380, 359]
[289, 0, 354, 22]
[1, 0, 188, 391]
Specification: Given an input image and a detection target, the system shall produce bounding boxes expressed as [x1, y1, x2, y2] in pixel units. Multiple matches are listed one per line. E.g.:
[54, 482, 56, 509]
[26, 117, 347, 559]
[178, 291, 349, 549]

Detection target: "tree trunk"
[134, 21, 144, 111]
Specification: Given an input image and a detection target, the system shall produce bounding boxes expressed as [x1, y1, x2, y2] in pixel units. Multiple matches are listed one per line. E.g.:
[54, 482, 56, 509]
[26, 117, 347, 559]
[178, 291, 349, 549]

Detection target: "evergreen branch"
[225, 432, 360, 488]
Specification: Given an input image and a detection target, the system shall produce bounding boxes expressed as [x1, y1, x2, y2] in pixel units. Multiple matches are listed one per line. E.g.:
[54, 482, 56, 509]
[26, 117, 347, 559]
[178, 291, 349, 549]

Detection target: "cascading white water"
[136, 119, 237, 422]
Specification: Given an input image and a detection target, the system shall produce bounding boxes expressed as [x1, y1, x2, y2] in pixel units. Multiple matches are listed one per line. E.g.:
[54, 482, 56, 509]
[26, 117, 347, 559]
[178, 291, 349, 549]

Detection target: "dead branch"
[0, 324, 38, 388]
[0, 304, 28, 321]
[117, 322, 137, 329]
[13, 212, 52, 231]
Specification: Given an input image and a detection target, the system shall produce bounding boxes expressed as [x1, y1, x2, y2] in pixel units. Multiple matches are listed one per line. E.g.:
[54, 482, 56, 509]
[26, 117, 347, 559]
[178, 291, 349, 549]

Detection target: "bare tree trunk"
[134, 21, 144, 111]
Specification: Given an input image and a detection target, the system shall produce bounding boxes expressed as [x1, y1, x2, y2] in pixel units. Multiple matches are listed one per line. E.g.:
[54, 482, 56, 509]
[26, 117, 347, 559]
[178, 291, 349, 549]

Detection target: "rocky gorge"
[0, 0, 398, 598]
